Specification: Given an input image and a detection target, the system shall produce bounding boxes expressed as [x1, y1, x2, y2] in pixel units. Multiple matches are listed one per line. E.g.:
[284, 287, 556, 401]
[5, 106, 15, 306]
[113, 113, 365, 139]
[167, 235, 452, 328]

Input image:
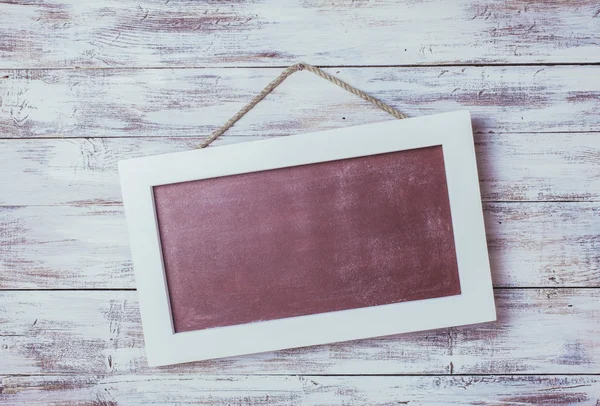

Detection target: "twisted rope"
[196, 63, 407, 149]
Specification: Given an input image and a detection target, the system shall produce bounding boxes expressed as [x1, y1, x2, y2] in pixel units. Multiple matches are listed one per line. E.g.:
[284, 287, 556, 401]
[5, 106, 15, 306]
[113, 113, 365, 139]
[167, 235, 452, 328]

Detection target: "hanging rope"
[197, 63, 407, 149]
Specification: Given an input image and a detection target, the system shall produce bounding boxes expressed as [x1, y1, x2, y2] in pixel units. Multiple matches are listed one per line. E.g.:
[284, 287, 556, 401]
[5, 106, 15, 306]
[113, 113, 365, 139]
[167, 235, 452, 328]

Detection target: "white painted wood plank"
[1, 67, 599, 138]
[0, 205, 132, 289]
[0, 0, 599, 68]
[1, 374, 599, 405]
[1, 203, 598, 289]
[484, 203, 600, 287]
[2, 132, 599, 207]
[475, 133, 600, 202]
[1, 289, 598, 375]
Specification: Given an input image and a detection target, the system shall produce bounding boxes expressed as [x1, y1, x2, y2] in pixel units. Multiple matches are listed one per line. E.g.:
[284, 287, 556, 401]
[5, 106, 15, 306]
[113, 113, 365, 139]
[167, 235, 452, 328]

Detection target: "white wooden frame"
[119, 110, 496, 367]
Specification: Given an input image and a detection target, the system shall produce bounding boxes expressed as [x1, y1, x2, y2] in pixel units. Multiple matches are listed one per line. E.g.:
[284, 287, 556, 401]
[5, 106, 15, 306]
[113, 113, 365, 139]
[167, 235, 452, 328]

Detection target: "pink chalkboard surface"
[153, 145, 460, 333]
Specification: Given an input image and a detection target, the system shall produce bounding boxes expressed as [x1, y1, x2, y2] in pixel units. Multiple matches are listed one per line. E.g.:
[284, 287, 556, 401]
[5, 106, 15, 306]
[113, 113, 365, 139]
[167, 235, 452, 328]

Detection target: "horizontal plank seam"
[1, 287, 600, 292]
[1, 373, 600, 378]
[1, 131, 600, 141]
[2, 62, 600, 71]
[232, 373, 600, 377]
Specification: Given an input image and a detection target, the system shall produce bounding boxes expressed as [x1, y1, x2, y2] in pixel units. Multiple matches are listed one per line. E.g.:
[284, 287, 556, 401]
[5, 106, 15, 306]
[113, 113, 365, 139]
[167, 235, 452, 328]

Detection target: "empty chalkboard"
[153, 145, 460, 333]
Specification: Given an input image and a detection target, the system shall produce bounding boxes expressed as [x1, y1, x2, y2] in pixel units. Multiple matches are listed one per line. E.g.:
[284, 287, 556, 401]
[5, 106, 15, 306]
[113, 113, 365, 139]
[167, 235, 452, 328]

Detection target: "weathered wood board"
[1, 203, 598, 289]
[1, 0, 599, 68]
[1, 132, 599, 206]
[2, 375, 599, 405]
[1, 66, 599, 138]
[1, 289, 598, 376]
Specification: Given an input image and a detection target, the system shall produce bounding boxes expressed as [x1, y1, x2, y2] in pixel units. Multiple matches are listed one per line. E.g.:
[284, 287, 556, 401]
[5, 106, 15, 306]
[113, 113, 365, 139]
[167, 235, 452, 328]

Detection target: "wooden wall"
[1, 0, 599, 404]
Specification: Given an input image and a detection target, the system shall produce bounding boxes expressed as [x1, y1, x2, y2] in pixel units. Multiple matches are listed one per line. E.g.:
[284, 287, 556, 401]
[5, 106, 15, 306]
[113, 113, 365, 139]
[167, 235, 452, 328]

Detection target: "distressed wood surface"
[1, 66, 599, 138]
[1, 132, 599, 206]
[2, 0, 600, 402]
[1, 0, 599, 68]
[1, 203, 599, 289]
[1, 289, 599, 376]
[1, 375, 599, 405]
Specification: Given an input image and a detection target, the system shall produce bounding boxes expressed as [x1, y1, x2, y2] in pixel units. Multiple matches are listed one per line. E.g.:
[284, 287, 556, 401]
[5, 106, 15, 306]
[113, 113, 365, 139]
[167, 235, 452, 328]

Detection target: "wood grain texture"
[1, 132, 599, 207]
[2, 0, 600, 401]
[1, 289, 599, 376]
[1, 203, 598, 289]
[1, 375, 599, 405]
[0, 0, 599, 68]
[0, 66, 599, 139]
